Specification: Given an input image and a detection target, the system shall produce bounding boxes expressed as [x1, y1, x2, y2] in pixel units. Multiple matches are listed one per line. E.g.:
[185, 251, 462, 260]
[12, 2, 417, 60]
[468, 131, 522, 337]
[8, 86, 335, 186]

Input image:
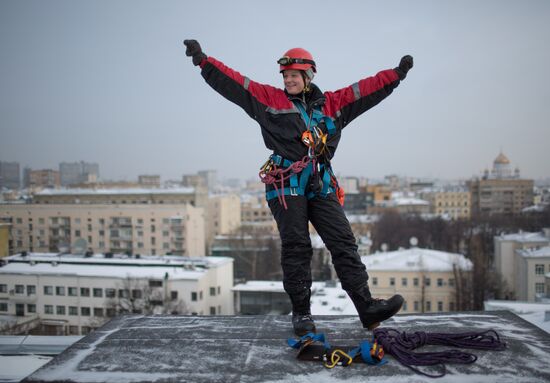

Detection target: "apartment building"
[28, 169, 61, 189]
[59, 162, 99, 186]
[421, 189, 471, 220]
[366, 184, 392, 204]
[494, 229, 550, 300]
[205, 194, 241, 254]
[467, 152, 534, 216]
[240, 195, 272, 223]
[363, 247, 472, 313]
[137, 175, 161, 188]
[0, 252, 234, 335]
[0, 161, 20, 190]
[0, 223, 9, 258]
[0, 203, 205, 256]
[515, 246, 550, 301]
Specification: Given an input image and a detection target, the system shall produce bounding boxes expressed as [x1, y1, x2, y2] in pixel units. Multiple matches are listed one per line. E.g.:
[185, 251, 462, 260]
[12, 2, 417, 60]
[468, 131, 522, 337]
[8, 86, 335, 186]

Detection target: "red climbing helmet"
[278, 48, 317, 74]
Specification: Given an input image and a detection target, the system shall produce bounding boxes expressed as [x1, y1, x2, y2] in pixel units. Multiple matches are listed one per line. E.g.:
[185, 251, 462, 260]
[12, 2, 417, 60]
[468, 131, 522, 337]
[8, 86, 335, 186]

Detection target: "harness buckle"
[290, 187, 298, 196]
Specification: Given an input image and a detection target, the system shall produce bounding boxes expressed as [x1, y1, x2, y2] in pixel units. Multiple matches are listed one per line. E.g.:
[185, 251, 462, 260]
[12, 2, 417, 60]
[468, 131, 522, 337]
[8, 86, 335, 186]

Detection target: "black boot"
[292, 313, 316, 336]
[288, 288, 316, 336]
[347, 284, 404, 330]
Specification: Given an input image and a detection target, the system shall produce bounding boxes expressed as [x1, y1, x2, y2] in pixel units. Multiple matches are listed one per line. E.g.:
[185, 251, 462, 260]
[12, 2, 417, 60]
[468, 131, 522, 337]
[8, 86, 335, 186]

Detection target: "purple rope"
[373, 328, 506, 378]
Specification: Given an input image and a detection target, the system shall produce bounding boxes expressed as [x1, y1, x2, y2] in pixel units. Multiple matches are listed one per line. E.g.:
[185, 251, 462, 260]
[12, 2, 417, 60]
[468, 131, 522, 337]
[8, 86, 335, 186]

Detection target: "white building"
[362, 247, 472, 313]
[515, 246, 550, 301]
[0, 252, 234, 335]
[494, 229, 550, 299]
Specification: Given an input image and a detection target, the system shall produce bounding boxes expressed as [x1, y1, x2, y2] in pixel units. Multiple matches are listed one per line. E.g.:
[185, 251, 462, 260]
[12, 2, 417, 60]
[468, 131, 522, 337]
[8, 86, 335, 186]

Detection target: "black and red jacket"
[200, 56, 402, 164]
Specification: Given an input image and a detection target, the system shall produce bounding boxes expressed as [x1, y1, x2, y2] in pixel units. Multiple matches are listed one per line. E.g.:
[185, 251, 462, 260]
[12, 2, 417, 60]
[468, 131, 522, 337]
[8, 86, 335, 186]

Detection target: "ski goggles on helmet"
[277, 56, 316, 67]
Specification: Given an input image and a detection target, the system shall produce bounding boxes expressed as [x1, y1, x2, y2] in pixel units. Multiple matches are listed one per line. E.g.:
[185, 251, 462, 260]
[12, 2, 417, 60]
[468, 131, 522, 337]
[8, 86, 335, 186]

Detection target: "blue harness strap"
[263, 101, 338, 202]
[287, 332, 331, 350]
[348, 340, 388, 366]
[287, 332, 388, 368]
[294, 101, 336, 135]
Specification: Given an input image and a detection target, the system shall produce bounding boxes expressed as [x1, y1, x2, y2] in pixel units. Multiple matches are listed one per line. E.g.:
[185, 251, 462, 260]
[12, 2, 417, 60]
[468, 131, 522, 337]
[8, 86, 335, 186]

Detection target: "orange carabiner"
[301, 131, 314, 148]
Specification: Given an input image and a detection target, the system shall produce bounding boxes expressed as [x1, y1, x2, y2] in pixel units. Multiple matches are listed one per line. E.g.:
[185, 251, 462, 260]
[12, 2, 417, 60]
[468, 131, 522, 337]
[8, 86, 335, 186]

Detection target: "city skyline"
[2, 148, 549, 186]
[1, 0, 549, 181]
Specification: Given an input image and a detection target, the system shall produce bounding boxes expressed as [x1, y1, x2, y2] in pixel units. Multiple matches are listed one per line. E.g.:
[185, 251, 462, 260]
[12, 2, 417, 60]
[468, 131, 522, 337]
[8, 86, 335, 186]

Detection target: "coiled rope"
[373, 328, 506, 378]
[259, 156, 311, 209]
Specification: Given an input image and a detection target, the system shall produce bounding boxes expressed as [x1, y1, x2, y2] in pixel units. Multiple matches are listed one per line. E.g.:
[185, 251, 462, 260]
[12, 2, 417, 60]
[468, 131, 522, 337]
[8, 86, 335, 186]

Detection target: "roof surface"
[22, 311, 550, 383]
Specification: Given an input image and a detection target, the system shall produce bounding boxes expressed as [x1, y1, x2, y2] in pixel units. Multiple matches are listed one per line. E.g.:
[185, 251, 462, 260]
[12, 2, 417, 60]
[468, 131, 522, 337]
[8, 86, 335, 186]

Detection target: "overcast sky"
[1, 0, 549, 183]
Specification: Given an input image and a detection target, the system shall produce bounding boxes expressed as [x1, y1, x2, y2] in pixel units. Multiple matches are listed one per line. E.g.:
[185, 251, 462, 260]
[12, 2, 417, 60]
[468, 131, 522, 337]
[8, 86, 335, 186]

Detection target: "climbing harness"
[259, 100, 345, 208]
[373, 328, 507, 378]
[287, 332, 387, 369]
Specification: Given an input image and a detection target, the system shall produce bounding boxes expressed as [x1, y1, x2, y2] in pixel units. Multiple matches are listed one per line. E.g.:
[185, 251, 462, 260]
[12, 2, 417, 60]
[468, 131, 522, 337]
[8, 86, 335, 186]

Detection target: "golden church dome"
[494, 152, 510, 165]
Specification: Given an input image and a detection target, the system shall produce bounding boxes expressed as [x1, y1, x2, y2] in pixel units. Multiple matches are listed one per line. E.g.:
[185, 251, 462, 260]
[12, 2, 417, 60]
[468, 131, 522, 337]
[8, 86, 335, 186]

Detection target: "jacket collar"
[286, 83, 326, 109]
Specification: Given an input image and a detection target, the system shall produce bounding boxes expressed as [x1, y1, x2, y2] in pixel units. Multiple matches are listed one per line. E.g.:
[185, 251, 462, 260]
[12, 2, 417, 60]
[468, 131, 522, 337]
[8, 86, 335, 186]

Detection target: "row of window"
[0, 284, 222, 300]
[12, 236, 185, 250]
[402, 300, 455, 312]
[12, 217, 187, 226]
[372, 277, 454, 288]
[0, 303, 223, 317]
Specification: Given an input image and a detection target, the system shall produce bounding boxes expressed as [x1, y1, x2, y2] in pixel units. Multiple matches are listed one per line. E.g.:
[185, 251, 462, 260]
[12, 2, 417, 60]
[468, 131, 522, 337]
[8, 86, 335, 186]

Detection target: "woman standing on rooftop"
[184, 39, 413, 335]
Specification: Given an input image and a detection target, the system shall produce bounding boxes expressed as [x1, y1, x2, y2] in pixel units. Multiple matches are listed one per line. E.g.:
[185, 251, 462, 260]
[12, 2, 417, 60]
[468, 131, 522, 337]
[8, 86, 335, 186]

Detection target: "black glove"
[394, 55, 413, 80]
[183, 39, 207, 66]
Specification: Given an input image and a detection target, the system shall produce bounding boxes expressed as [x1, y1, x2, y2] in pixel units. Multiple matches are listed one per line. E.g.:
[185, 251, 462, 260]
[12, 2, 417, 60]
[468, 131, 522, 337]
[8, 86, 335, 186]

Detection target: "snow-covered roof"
[310, 282, 357, 315]
[232, 281, 326, 293]
[232, 281, 285, 293]
[394, 197, 430, 206]
[35, 187, 195, 196]
[2, 253, 232, 280]
[522, 205, 548, 213]
[7, 252, 229, 267]
[516, 246, 550, 258]
[484, 300, 550, 334]
[0, 262, 207, 280]
[497, 231, 550, 243]
[498, 231, 550, 243]
[362, 247, 472, 272]
[346, 214, 379, 224]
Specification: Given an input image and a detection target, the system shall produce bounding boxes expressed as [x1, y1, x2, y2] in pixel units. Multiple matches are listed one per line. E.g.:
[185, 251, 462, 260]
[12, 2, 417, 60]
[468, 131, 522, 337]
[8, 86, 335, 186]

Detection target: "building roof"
[1, 253, 233, 280]
[516, 246, 550, 258]
[35, 187, 195, 196]
[362, 247, 473, 272]
[21, 312, 550, 383]
[232, 281, 326, 293]
[346, 214, 379, 224]
[498, 231, 550, 243]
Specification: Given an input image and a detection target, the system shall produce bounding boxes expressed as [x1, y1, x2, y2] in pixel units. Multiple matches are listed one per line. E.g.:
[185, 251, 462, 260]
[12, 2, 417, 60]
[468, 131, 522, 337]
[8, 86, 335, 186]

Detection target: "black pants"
[268, 192, 369, 298]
